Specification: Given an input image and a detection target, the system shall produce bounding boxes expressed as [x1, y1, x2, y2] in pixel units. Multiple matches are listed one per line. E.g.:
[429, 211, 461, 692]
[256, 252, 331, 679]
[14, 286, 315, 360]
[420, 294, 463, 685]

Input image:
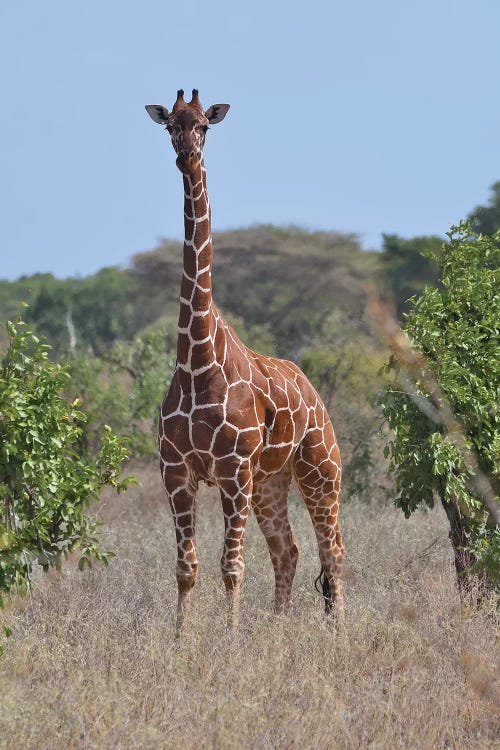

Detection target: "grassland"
[1, 465, 499, 749]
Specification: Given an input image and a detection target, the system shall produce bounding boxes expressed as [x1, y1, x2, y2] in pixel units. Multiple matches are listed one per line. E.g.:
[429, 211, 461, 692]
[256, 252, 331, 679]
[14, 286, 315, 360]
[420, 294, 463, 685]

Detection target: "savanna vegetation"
[1, 471, 498, 749]
[0, 316, 133, 606]
[0, 184, 499, 748]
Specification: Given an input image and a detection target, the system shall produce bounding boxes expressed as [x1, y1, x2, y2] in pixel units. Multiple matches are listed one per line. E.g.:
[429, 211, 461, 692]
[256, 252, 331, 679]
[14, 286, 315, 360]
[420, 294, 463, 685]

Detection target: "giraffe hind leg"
[293, 424, 344, 620]
[314, 564, 338, 615]
[252, 469, 299, 614]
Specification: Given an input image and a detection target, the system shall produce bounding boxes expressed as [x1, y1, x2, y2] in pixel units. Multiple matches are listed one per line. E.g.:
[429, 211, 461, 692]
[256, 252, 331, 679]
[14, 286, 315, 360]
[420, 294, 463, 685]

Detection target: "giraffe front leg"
[168, 489, 198, 637]
[218, 467, 253, 631]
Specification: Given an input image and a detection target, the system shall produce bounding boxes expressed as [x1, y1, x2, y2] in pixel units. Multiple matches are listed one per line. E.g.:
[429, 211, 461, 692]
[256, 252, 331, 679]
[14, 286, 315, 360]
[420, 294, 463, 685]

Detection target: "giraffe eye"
[202, 125, 209, 134]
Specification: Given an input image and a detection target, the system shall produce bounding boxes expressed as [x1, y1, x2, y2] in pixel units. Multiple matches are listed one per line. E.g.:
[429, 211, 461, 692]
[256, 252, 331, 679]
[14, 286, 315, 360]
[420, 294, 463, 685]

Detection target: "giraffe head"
[146, 89, 230, 175]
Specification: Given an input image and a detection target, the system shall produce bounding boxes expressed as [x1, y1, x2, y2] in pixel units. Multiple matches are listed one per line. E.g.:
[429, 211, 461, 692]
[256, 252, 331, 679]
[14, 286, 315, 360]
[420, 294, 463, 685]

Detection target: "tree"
[0, 313, 134, 601]
[468, 180, 500, 236]
[15, 268, 143, 357]
[380, 234, 443, 318]
[380, 222, 500, 593]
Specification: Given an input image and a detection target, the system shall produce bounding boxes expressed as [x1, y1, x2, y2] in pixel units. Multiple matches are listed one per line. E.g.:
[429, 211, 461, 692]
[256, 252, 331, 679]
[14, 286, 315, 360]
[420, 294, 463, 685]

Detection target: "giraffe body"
[146, 90, 343, 632]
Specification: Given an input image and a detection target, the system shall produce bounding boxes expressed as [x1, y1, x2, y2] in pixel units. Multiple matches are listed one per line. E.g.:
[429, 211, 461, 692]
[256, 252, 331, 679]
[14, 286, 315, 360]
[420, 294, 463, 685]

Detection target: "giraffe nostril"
[176, 149, 201, 169]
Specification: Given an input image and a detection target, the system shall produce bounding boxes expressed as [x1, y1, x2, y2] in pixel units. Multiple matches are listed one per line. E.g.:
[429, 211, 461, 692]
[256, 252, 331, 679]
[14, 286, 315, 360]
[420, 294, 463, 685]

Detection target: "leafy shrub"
[380, 222, 500, 590]
[0, 313, 134, 601]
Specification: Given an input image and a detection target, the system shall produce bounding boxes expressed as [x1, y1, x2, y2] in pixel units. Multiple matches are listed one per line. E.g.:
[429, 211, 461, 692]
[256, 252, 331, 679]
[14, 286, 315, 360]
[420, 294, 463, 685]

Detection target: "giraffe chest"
[160, 375, 257, 458]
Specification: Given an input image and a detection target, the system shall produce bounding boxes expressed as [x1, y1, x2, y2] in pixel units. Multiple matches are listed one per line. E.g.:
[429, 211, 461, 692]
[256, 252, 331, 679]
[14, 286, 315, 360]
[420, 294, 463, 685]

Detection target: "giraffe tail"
[314, 566, 333, 614]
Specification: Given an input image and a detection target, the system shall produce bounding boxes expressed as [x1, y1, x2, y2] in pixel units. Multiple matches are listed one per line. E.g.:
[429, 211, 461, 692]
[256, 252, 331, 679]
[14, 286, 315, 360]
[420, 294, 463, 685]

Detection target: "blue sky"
[1, 0, 499, 280]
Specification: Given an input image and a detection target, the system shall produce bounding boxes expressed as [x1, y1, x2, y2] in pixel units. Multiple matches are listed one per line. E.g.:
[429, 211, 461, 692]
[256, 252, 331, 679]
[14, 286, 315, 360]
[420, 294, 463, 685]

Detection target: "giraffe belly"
[255, 417, 309, 481]
[160, 406, 299, 489]
[159, 360, 322, 490]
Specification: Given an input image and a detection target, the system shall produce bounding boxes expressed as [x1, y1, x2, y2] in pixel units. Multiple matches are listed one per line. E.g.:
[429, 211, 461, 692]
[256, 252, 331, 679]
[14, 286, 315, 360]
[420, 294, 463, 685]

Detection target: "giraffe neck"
[177, 161, 216, 372]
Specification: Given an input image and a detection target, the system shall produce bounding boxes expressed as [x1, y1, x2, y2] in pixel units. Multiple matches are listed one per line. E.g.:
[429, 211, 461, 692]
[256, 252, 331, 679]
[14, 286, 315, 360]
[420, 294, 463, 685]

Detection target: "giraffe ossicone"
[145, 88, 344, 634]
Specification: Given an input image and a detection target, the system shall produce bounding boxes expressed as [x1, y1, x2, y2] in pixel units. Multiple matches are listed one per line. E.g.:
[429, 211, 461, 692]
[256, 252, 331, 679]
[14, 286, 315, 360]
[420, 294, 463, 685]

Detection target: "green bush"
[380, 222, 500, 590]
[0, 313, 134, 601]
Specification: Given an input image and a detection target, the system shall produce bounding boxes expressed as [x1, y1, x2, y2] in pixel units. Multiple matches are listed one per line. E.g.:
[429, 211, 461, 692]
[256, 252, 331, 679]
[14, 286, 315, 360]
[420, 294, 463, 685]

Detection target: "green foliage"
[68, 269, 140, 351]
[380, 234, 443, 318]
[380, 222, 500, 584]
[468, 181, 500, 236]
[0, 269, 141, 357]
[0, 314, 134, 600]
[68, 327, 176, 457]
[302, 338, 386, 502]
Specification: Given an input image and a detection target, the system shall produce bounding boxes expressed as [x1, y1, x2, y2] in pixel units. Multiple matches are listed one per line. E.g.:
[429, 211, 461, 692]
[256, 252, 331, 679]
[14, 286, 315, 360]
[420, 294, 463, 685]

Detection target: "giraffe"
[145, 89, 344, 634]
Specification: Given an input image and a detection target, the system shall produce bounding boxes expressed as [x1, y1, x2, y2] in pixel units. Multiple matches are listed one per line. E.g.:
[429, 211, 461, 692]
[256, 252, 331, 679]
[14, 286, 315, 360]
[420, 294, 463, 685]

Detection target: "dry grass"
[1, 465, 499, 749]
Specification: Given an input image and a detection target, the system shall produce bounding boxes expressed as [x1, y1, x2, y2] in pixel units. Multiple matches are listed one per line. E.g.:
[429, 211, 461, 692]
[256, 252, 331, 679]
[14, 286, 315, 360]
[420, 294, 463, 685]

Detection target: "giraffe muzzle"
[177, 150, 202, 174]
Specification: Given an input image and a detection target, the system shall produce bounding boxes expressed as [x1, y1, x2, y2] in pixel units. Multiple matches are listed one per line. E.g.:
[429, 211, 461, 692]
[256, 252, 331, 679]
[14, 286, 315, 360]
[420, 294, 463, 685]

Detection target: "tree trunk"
[439, 483, 477, 598]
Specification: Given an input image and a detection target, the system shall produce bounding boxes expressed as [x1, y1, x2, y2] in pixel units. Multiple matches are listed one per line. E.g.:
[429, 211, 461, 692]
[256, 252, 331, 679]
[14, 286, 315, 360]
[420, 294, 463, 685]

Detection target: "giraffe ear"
[145, 105, 170, 124]
[204, 104, 230, 124]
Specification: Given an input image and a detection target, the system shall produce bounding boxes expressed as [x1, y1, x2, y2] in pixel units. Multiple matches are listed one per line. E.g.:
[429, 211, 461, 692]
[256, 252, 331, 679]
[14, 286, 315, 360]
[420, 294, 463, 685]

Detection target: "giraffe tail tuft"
[314, 566, 333, 614]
